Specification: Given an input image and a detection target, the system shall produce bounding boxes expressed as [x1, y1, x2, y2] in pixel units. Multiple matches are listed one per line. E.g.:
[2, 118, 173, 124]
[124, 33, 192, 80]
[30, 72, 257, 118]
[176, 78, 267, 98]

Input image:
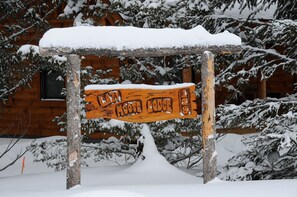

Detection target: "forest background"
[0, 0, 296, 180]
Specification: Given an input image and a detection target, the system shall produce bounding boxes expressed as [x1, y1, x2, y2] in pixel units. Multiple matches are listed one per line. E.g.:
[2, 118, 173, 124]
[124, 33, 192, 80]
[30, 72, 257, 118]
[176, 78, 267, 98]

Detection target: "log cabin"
[0, 1, 295, 138]
[0, 1, 122, 138]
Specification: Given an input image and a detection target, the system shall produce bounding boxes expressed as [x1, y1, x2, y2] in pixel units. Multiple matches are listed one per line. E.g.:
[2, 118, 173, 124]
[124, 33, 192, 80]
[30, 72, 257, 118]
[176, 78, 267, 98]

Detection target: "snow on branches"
[218, 94, 297, 180]
[3, 0, 297, 179]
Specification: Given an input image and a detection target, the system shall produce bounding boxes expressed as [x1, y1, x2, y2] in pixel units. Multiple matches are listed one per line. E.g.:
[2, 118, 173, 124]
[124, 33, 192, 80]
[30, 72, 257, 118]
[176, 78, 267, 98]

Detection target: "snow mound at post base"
[124, 124, 200, 184]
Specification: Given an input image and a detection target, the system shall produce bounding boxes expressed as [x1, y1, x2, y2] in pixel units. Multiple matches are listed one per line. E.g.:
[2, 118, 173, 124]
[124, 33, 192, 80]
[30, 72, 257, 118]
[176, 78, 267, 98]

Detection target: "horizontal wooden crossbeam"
[40, 45, 242, 57]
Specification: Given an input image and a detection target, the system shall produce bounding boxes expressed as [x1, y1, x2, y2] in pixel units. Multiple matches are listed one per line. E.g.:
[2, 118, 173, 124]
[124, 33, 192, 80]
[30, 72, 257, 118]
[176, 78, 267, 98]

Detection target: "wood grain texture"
[66, 54, 81, 189]
[201, 51, 217, 184]
[85, 85, 197, 122]
[40, 45, 242, 57]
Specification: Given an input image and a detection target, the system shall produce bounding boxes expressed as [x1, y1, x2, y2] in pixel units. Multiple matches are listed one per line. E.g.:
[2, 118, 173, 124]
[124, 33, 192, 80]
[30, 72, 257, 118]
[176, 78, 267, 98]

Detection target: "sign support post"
[201, 51, 217, 183]
[66, 54, 81, 189]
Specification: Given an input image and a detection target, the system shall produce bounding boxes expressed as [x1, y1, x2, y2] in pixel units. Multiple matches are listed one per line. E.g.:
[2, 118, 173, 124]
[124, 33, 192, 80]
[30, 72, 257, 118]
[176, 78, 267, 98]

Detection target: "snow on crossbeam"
[39, 25, 241, 57]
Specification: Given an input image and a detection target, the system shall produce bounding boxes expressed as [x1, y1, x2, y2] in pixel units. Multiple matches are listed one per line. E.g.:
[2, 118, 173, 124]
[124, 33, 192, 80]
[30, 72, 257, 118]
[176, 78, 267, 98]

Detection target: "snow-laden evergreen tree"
[214, 1, 297, 180]
[4, 0, 294, 177]
[218, 95, 297, 180]
[0, 0, 66, 102]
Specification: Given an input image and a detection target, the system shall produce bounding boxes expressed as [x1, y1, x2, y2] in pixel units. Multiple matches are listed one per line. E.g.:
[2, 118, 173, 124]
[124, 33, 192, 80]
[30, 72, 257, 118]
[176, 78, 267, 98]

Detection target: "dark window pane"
[41, 71, 65, 100]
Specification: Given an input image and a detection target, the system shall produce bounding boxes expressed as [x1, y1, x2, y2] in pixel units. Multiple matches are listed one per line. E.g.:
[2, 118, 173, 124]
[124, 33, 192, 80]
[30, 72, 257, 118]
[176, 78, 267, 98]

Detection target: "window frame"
[40, 70, 65, 101]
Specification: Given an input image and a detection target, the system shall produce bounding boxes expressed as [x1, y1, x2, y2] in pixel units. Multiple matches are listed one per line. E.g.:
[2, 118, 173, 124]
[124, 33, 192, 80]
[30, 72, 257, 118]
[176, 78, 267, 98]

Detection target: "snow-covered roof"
[39, 25, 241, 57]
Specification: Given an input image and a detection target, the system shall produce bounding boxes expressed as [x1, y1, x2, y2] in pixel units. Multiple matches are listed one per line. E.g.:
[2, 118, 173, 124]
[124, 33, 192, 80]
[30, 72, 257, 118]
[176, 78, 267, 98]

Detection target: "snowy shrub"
[30, 138, 68, 171]
[30, 136, 138, 171]
[31, 118, 204, 170]
[149, 118, 203, 169]
[219, 95, 297, 180]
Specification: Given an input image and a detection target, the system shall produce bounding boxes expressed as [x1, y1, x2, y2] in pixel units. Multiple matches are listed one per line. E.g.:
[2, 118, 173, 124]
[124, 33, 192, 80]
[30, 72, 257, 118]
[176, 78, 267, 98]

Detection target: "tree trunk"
[66, 54, 81, 189]
[258, 79, 267, 99]
[201, 51, 217, 184]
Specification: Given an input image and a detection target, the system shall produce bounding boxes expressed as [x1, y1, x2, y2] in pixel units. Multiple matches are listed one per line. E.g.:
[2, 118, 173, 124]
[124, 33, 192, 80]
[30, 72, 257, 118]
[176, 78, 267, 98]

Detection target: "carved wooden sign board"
[85, 83, 197, 122]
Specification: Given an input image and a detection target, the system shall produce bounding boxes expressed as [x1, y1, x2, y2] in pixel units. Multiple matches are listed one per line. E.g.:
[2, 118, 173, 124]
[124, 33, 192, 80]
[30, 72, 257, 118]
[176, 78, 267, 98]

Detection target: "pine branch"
[0, 148, 28, 172]
[0, 1, 63, 46]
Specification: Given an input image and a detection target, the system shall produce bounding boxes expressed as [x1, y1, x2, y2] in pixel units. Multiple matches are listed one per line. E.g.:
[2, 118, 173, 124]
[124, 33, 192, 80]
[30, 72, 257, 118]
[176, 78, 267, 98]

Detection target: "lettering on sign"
[116, 100, 142, 117]
[179, 88, 191, 116]
[97, 90, 121, 108]
[147, 98, 172, 114]
[85, 84, 197, 122]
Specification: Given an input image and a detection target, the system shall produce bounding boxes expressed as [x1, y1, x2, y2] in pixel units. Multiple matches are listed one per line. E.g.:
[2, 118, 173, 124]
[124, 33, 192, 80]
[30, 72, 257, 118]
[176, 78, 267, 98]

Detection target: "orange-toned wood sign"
[85, 83, 197, 123]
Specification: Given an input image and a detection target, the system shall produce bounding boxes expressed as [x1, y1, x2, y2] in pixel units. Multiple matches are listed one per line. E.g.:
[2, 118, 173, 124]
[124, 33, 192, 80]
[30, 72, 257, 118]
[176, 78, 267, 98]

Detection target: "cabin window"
[40, 71, 65, 100]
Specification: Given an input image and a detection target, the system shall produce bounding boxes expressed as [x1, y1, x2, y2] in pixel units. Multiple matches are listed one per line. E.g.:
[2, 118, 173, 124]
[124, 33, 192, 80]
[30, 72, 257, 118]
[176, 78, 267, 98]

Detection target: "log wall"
[0, 2, 121, 138]
[0, 57, 119, 137]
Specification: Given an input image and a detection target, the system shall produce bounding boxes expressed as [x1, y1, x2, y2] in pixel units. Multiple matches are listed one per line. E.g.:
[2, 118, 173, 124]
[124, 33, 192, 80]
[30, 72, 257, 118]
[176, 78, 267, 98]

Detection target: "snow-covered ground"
[1, 128, 297, 197]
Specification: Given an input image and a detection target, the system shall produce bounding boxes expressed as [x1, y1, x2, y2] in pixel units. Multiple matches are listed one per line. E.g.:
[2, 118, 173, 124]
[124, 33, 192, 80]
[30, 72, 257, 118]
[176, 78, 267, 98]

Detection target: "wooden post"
[258, 79, 267, 99]
[66, 54, 81, 189]
[201, 51, 217, 184]
[183, 66, 192, 83]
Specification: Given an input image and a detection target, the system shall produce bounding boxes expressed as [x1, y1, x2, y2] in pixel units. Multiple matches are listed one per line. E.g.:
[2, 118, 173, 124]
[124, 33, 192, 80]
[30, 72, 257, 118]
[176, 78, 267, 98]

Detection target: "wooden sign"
[85, 83, 197, 122]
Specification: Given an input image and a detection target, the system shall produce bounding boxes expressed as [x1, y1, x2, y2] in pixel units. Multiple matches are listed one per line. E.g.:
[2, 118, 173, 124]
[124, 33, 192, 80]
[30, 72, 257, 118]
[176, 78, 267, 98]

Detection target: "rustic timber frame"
[40, 45, 241, 57]
[39, 28, 241, 189]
